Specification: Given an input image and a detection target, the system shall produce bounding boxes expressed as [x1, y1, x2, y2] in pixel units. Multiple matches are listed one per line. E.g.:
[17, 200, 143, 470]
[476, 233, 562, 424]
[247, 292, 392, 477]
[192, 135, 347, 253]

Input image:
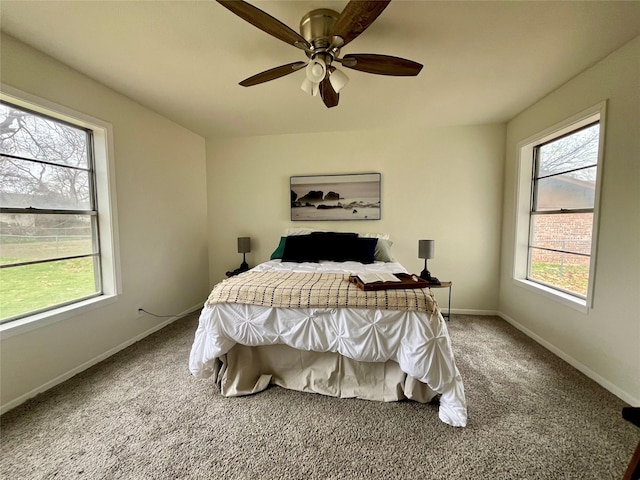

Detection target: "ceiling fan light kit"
[217, 0, 423, 108]
[329, 68, 349, 93]
[300, 77, 319, 97]
[305, 56, 327, 83]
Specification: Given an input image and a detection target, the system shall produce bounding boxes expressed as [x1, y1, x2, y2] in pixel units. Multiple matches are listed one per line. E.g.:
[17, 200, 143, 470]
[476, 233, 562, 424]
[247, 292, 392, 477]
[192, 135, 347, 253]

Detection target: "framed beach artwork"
[290, 173, 381, 221]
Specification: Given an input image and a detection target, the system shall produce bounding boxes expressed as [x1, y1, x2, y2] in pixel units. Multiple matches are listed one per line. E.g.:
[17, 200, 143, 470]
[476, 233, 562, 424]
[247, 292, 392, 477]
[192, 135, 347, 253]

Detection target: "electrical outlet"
[136, 306, 144, 318]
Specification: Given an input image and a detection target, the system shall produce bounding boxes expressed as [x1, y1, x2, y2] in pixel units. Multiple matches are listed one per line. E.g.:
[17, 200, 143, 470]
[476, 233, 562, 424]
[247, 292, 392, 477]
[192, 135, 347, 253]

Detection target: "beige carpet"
[1, 313, 637, 479]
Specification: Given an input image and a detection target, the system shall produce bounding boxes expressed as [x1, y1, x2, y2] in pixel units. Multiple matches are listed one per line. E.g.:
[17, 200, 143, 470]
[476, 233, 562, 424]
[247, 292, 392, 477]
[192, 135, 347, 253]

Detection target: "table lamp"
[419, 239, 441, 285]
[237, 237, 251, 272]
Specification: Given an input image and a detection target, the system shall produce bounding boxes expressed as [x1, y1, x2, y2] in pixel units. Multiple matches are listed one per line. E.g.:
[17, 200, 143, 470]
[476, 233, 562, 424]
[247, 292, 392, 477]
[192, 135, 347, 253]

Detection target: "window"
[513, 103, 605, 310]
[0, 86, 120, 331]
[528, 122, 599, 298]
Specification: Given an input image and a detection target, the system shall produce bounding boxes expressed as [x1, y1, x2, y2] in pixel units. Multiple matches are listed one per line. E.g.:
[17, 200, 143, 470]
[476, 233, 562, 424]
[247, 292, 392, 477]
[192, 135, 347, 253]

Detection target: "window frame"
[527, 120, 600, 299]
[512, 102, 606, 312]
[0, 85, 121, 337]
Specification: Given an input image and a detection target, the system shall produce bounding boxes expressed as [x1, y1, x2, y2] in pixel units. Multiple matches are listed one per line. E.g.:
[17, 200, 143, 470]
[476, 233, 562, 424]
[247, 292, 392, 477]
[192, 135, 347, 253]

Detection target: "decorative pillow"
[281, 235, 320, 262]
[281, 232, 378, 264]
[269, 237, 287, 260]
[310, 232, 358, 262]
[348, 237, 378, 264]
[374, 238, 395, 262]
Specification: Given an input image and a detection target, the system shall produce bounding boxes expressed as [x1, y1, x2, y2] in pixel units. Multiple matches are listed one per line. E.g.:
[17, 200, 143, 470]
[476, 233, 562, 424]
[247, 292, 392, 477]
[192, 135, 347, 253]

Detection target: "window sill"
[0, 294, 118, 339]
[512, 278, 589, 314]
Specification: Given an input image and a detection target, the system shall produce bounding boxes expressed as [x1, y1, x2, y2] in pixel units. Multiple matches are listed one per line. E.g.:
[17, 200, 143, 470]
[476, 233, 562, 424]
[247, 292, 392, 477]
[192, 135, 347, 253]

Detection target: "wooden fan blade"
[319, 77, 339, 108]
[331, 0, 391, 47]
[341, 54, 423, 76]
[239, 62, 306, 87]
[217, 1, 310, 48]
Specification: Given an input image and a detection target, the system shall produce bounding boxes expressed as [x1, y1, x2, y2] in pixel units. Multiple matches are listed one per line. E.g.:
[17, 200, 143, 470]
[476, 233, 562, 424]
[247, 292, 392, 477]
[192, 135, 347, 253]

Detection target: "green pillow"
[270, 236, 287, 260]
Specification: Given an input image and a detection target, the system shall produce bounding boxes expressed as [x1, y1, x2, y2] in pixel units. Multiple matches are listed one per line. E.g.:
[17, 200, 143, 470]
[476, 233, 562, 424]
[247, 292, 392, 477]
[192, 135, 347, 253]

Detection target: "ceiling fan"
[217, 0, 423, 108]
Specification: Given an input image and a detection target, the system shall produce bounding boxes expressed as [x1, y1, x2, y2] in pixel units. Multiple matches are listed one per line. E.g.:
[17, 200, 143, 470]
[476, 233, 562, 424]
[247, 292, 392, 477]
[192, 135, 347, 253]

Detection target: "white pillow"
[359, 232, 391, 240]
[286, 228, 390, 240]
[286, 227, 324, 236]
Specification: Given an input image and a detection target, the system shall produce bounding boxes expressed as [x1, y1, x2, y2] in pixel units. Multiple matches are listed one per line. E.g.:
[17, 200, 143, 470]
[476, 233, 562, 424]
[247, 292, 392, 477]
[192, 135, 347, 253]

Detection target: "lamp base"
[239, 252, 249, 272]
[226, 262, 249, 278]
[420, 269, 441, 286]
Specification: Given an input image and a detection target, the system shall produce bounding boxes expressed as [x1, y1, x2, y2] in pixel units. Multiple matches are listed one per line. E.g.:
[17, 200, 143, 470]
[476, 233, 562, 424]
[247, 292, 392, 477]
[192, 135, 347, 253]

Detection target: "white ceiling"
[2, 1, 640, 139]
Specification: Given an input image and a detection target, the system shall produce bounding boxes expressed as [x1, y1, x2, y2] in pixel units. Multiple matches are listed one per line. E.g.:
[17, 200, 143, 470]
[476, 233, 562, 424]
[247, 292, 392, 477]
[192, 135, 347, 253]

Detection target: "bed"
[189, 232, 467, 427]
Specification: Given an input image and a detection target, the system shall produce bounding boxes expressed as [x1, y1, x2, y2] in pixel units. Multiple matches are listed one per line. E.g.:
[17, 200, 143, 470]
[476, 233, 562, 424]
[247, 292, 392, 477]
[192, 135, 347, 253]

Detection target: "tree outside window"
[0, 102, 101, 323]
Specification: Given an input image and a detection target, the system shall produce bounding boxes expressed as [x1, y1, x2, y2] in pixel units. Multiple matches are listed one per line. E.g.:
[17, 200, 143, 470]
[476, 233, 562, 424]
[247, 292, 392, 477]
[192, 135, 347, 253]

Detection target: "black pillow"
[281, 232, 378, 264]
[281, 235, 320, 262]
[348, 237, 378, 264]
[311, 232, 358, 262]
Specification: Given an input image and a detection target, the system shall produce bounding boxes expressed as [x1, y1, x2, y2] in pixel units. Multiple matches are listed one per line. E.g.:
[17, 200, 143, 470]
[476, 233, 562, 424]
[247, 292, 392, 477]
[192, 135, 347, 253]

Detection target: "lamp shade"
[329, 68, 349, 93]
[237, 237, 251, 254]
[418, 239, 435, 259]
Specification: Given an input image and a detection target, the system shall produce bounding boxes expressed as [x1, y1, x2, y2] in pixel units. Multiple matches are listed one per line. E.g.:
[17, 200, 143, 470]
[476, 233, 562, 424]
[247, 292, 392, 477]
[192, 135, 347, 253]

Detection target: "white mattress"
[189, 260, 467, 427]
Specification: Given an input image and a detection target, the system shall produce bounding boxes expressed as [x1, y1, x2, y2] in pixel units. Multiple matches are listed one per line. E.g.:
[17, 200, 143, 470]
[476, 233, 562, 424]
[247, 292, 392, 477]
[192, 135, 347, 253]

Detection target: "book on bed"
[357, 272, 401, 284]
[349, 273, 429, 291]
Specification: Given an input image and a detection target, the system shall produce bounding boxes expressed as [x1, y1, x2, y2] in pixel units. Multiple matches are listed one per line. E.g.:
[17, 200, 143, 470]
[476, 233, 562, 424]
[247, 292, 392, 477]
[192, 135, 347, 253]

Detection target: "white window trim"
[0, 84, 122, 338]
[512, 101, 607, 313]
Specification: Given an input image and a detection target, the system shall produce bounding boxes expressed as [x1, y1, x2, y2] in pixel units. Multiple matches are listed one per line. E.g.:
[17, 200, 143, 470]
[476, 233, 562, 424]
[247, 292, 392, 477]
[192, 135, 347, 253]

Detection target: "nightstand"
[427, 281, 452, 320]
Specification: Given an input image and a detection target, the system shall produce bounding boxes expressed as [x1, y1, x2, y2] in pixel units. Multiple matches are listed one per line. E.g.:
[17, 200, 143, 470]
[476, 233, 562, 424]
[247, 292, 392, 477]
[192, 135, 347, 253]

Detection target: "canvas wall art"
[290, 173, 381, 221]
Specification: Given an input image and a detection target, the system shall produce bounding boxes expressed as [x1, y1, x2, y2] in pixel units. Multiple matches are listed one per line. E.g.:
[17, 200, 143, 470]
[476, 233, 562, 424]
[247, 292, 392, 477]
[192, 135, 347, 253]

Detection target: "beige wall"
[206, 125, 506, 312]
[500, 36, 640, 403]
[0, 35, 210, 411]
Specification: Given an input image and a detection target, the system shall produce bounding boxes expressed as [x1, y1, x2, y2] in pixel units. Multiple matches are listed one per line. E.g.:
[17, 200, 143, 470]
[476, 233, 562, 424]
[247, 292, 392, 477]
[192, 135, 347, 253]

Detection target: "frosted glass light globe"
[305, 57, 326, 83]
[311, 64, 323, 77]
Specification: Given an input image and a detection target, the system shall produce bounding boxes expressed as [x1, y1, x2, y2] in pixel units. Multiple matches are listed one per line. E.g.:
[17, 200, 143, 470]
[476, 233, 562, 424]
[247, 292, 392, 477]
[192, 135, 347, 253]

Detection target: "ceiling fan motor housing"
[300, 9, 340, 55]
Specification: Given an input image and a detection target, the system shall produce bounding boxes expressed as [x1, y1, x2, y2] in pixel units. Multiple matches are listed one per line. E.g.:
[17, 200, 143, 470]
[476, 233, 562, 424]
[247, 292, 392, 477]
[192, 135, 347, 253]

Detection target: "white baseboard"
[0, 303, 202, 415]
[497, 311, 639, 406]
[450, 309, 499, 316]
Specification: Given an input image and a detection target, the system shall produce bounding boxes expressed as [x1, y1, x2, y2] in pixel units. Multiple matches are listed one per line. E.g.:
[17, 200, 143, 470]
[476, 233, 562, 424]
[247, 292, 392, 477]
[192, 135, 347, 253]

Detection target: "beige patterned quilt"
[206, 271, 436, 314]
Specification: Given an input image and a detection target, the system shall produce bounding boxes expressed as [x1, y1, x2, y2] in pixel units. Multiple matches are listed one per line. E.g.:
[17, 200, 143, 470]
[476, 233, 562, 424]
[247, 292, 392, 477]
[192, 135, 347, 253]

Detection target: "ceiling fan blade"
[341, 54, 423, 76]
[331, 0, 391, 47]
[319, 77, 339, 108]
[239, 61, 306, 87]
[217, 1, 310, 49]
